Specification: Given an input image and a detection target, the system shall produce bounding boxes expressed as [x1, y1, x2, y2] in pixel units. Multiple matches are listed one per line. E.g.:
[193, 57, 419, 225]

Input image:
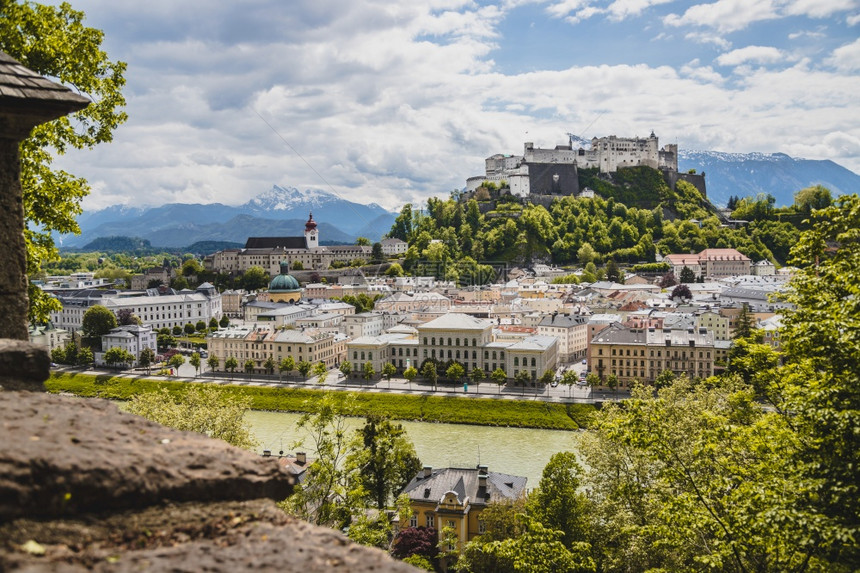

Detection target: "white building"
[380, 237, 408, 256]
[50, 283, 222, 333]
[97, 324, 157, 367]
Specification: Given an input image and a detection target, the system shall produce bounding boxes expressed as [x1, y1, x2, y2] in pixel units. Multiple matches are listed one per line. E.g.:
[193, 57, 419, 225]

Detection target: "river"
[246, 410, 579, 487]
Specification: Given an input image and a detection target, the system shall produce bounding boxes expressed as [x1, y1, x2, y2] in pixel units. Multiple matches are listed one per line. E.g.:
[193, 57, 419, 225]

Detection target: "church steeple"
[304, 212, 318, 248]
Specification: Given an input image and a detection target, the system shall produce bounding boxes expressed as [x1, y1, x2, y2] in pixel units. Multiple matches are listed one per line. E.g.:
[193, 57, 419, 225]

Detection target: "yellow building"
[401, 465, 527, 550]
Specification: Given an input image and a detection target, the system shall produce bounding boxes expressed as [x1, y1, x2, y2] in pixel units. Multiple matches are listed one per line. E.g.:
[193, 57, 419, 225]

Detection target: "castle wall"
[664, 171, 707, 198]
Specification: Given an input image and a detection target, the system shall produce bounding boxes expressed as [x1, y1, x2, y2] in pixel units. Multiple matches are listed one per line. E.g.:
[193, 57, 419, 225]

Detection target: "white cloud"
[783, 0, 860, 19]
[665, 0, 780, 33]
[40, 0, 860, 212]
[848, 13, 860, 25]
[825, 37, 860, 71]
[605, 0, 674, 21]
[684, 31, 733, 49]
[715, 45, 784, 66]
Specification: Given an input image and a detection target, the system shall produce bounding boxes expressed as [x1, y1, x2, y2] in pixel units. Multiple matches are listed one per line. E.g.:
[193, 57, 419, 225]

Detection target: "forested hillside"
[389, 166, 810, 279]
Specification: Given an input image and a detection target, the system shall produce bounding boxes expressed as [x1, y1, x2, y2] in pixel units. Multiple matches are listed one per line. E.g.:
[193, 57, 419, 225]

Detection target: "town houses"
[38, 209, 788, 389]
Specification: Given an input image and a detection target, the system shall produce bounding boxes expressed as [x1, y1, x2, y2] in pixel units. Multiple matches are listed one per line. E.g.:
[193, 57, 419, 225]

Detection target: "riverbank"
[46, 372, 595, 430]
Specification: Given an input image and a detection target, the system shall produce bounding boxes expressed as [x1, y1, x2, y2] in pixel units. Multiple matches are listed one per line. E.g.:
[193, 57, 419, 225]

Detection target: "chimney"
[296, 451, 307, 464]
[423, 466, 432, 479]
[262, 450, 271, 457]
[478, 473, 488, 488]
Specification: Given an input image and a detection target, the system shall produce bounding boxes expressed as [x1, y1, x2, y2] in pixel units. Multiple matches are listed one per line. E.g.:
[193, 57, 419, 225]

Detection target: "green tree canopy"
[0, 0, 127, 322]
[346, 415, 422, 510]
[127, 386, 257, 450]
[81, 304, 117, 338]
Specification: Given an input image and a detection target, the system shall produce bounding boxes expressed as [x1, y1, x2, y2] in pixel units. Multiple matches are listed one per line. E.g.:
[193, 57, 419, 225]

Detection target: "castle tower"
[304, 212, 319, 249]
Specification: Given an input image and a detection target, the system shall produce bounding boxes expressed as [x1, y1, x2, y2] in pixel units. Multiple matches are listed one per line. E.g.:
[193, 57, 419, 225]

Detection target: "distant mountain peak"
[244, 185, 340, 212]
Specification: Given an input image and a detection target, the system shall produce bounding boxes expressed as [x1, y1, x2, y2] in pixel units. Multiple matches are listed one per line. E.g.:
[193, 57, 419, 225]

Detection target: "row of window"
[423, 337, 480, 347]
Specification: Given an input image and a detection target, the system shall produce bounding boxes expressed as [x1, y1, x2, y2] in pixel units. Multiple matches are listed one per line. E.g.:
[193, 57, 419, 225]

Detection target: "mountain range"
[62, 151, 860, 250]
[60, 185, 397, 249]
[678, 150, 859, 207]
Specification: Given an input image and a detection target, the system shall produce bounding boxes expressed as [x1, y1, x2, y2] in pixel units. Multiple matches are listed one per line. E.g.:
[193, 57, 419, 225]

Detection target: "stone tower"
[304, 212, 318, 249]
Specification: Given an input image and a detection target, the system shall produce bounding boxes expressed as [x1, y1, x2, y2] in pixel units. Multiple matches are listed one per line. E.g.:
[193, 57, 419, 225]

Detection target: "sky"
[45, 0, 860, 212]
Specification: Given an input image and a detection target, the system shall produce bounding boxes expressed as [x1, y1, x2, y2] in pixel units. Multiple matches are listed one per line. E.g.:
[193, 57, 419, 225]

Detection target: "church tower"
[304, 212, 319, 249]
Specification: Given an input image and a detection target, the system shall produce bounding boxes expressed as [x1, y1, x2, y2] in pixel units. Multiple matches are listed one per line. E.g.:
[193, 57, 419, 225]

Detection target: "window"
[426, 514, 435, 528]
[447, 338, 452, 346]
[456, 338, 460, 346]
[410, 515, 417, 528]
[514, 357, 519, 366]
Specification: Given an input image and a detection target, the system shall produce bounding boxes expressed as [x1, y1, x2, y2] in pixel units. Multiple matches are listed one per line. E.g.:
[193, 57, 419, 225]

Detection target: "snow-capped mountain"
[60, 186, 397, 249]
[679, 150, 860, 208]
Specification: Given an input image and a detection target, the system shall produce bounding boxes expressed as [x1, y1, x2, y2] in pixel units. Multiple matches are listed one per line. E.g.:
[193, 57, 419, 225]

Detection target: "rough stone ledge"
[1, 499, 418, 572]
[0, 339, 49, 391]
[0, 392, 295, 520]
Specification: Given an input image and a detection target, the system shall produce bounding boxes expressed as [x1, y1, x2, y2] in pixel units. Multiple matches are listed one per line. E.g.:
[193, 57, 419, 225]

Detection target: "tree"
[1, 1, 127, 322]
[362, 361, 376, 381]
[606, 259, 622, 283]
[81, 305, 117, 338]
[243, 358, 255, 378]
[219, 315, 230, 328]
[733, 303, 756, 339]
[391, 527, 438, 561]
[51, 346, 65, 365]
[561, 369, 578, 398]
[385, 263, 404, 277]
[138, 347, 155, 373]
[605, 373, 618, 393]
[403, 365, 418, 390]
[346, 511, 392, 550]
[470, 367, 485, 386]
[279, 355, 295, 380]
[793, 184, 832, 215]
[116, 308, 140, 326]
[297, 360, 312, 379]
[654, 369, 676, 389]
[580, 379, 823, 572]
[225, 356, 238, 378]
[339, 360, 352, 380]
[538, 369, 555, 391]
[313, 361, 328, 385]
[457, 514, 594, 573]
[515, 370, 531, 393]
[127, 385, 257, 449]
[260, 355, 275, 376]
[777, 194, 860, 566]
[103, 346, 132, 369]
[382, 362, 397, 383]
[189, 352, 201, 377]
[491, 368, 507, 393]
[195, 320, 207, 333]
[421, 361, 438, 391]
[370, 242, 385, 264]
[183, 322, 196, 336]
[346, 415, 422, 510]
[76, 346, 93, 366]
[679, 265, 696, 283]
[670, 283, 692, 300]
[529, 452, 591, 549]
[355, 236, 371, 246]
[659, 270, 677, 288]
[577, 242, 597, 266]
[168, 353, 185, 374]
[241, 266, 269, 291]
[446, 362, 465, 383]
[206, 353, 220, 373]
[208, 317, 218, 330]
[282, 394, 355, 527]
[291, 260, 303, 270]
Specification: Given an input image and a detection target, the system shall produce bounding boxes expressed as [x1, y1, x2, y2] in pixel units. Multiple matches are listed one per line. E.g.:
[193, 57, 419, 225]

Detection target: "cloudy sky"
[49, 0, 860, 212]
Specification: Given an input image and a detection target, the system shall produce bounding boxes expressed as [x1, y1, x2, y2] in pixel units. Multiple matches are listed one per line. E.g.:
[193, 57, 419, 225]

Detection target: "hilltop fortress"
[465, 132, 703, 200]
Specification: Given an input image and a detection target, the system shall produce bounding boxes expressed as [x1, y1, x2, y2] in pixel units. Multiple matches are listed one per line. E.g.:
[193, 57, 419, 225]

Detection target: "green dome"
[269, 262, 301, 292]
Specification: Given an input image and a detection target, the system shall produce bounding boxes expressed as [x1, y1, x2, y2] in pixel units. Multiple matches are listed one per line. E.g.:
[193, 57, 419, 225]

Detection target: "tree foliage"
[0, 0, 127, 322]
[346, 415, 422, 510]
[81, 304, 117, 338]
[127, 386, 258, 450]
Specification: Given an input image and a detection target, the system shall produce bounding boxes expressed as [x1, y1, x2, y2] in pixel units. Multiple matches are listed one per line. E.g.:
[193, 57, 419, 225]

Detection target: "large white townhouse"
[50, 283, 222, 333]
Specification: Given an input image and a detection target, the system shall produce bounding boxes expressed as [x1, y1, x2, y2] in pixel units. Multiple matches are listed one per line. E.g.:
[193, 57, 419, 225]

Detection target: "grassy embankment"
[46, 372, 595, 430]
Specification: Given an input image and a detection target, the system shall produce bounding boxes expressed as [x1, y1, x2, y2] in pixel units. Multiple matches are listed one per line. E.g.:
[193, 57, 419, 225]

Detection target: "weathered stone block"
[0, 339, 49, 391]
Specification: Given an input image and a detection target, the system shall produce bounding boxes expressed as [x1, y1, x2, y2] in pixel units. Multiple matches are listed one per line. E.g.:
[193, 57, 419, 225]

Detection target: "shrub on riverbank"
[45, 372, 593, 430]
